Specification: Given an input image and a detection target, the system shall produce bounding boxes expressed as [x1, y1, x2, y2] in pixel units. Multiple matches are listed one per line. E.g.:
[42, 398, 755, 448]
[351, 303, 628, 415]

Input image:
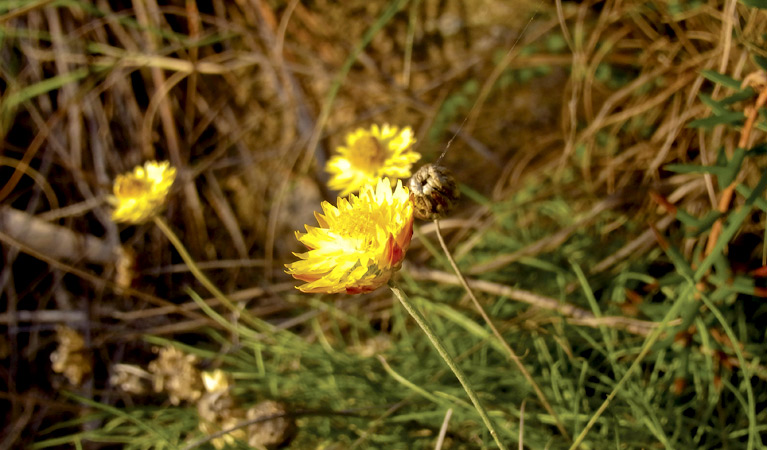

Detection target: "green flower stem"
[434, 220, 570, 441]
[389, 280, 508, 450]
[153, 216, 275, 334]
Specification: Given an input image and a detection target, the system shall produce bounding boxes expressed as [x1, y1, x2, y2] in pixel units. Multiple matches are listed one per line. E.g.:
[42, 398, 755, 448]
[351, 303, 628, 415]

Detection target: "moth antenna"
[435, 116, 467, 165]
[435, 5, 540, 166]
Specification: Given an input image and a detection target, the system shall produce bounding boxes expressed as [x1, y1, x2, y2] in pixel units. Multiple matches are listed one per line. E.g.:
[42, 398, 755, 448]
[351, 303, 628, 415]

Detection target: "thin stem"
[389, 281, 508, 450]
[434, 219, 571, 441]
[434, 408, 453, 450]
[518, 399, 526, 450]
[153, 216, 274, 334]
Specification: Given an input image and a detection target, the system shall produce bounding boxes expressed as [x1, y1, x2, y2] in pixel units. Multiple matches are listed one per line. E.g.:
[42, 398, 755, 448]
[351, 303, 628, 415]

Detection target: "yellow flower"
[286, 178, 414, 294]
[326, 124, 420, 196]
[201, 369, 230, 393]
[110, 160, 176, 224]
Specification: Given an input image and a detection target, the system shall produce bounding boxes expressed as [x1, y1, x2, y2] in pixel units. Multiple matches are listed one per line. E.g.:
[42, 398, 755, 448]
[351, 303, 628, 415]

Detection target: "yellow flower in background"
[326, 124, 419, 196]
[198, 368, 241, 449]
[111, 160, 176, 224]
[201, 369, 230, 393]
[286, 178, 414, 294]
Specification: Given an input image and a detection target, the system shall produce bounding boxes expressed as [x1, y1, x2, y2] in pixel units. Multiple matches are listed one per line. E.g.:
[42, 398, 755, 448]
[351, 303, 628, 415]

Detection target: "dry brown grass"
[1, 0, 767, 447]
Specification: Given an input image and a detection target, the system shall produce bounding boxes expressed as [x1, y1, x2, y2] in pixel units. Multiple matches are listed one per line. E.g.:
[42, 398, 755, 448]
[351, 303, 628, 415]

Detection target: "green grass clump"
[5, 0, 767, 449]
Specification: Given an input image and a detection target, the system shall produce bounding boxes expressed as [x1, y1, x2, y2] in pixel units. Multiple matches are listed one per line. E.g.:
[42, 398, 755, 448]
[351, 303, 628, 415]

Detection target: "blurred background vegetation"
[2, 0, 767, 448]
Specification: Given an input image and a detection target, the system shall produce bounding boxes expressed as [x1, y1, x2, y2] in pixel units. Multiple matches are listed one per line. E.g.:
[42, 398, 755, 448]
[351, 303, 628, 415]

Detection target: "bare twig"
[0, 207, 124, 265]
[434, 408, 453, 450]
[0, 310, 87, 324]
[407, 264, 664, 337]
[0, 228, 209, 323]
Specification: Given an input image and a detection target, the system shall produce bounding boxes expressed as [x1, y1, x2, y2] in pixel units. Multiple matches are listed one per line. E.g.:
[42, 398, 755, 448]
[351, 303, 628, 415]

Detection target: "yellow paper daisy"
[326, 124, 420, 196]
[110, 160, 176, 224]
[201, 369, 230, 393]
[286, 178, 414, 294]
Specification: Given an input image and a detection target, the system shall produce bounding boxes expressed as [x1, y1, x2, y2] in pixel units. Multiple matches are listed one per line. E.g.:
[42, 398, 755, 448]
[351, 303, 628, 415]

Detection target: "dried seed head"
[110, 363, 151, 395]
[197, 390, 237, 424]
[408, 164, 460, 220]
[246, 400, 295, 449]
[115, 247, 135, 290]
[51, 325, 92, 386]
[148, 346, 203, 405]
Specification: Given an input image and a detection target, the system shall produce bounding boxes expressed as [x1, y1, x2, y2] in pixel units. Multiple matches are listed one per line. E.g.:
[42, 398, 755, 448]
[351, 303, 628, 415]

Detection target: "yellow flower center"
[349, 136, 386, 171]
[335, 209, 378, 248]
[115, 176, 152, 199]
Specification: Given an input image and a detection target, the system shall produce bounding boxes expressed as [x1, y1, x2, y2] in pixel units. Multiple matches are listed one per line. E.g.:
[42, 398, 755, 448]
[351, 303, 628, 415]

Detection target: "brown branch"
[0, 228, 209, 323]
[407, 264, 767, 381]
[407, 264, 664, 337]
[0, 206, 123, 265]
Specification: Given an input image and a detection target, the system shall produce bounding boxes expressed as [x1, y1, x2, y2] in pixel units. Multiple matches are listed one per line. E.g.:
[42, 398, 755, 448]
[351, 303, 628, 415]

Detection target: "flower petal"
[325, 124, 420, 195]
[111, 161, 176, 224]
[285, 177, 414, 294]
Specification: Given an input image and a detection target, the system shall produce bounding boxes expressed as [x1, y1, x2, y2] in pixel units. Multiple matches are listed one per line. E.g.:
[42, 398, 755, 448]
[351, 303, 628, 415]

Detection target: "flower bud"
[408, 164, 460, 220]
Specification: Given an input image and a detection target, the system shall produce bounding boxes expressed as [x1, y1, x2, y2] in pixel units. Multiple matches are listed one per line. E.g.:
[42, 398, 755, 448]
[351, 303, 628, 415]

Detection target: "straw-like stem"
[434, 219, 570, 441]
[153, 216, 274, 334]
[389, 280, 508, 450]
